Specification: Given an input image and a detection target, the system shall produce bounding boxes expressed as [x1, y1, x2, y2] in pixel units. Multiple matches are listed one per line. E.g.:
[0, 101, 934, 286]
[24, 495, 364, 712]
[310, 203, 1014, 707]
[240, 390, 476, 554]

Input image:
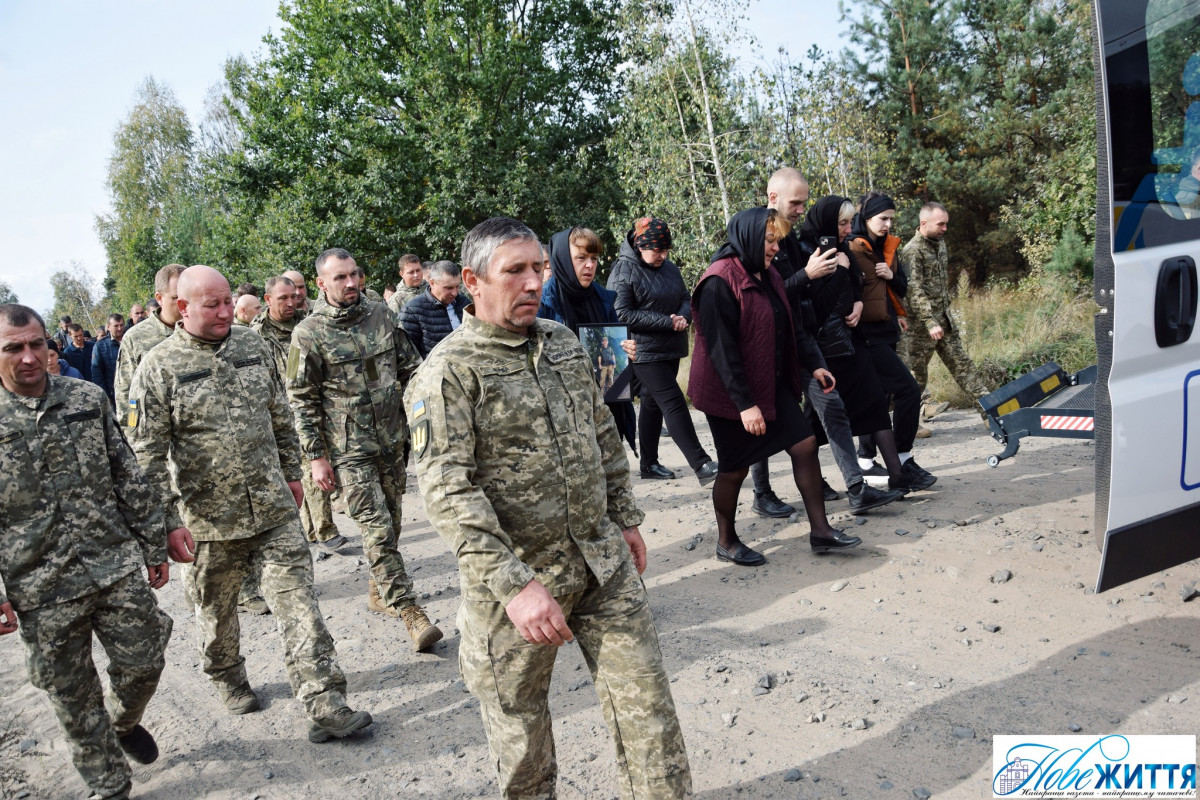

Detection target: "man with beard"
[287, 249, 442, 651]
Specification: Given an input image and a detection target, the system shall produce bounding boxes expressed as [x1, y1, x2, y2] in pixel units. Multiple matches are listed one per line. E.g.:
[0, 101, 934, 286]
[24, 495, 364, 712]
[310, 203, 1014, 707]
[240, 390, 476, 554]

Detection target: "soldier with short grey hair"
[129, 266, 371, 743]
[288, 248, 442, 651]
[0, 303, 173, 800]
[407, 217, 690, 800]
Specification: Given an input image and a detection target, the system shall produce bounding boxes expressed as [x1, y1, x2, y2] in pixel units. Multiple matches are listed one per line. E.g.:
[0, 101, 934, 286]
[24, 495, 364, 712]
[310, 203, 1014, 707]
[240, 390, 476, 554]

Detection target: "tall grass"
[925, 270, 1098, 407]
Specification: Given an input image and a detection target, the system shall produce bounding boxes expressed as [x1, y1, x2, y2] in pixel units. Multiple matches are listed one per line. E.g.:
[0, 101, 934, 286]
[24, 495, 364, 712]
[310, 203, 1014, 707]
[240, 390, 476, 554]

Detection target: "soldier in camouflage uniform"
[113, 263, 187, 414]
[0, 304, 173, 800]
[128, 266, 372, 742]
[283, 269, 312, 319]
[407, 218, 690, 800]
[387, 252, 427, 319]
[252, 275, 345, 550]
[900, 202, 991, 401]
[288, 248, 442, 651]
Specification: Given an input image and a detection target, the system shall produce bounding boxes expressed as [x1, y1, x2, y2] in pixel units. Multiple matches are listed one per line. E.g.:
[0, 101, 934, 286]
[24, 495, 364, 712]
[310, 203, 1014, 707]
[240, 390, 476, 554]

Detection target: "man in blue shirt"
[62, 323, 94, 382]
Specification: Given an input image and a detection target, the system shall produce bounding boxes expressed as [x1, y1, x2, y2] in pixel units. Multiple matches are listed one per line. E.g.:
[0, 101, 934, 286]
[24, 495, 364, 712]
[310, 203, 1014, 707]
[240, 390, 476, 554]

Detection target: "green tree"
[210, 0, 626, 287]
[0, 281, 17, 306]
[96, 78, 204, 308]
[47, 262, 107, 335]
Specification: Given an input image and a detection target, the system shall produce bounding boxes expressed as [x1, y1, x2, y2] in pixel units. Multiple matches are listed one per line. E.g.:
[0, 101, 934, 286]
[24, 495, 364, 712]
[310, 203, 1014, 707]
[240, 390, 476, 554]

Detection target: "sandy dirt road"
[2, 409, 1197, 799]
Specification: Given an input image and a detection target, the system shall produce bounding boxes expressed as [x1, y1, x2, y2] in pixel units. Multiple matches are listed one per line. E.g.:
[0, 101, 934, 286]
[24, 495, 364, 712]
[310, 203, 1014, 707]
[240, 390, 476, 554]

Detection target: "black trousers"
[858, 340, 921, 455]
[633, 359, 710, 470]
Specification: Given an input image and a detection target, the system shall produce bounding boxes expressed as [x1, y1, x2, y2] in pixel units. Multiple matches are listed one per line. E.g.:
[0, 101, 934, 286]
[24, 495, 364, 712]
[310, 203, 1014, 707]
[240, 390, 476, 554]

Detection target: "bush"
[924, 270, 1097, 407]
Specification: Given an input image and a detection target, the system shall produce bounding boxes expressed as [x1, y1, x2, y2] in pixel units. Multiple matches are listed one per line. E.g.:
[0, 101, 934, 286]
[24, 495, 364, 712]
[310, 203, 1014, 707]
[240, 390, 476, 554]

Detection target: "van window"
[1106, 0, 1200, 250]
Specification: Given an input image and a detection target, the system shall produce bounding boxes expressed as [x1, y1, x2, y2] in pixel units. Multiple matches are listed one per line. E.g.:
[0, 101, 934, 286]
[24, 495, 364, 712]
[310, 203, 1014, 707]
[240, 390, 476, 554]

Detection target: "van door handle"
[1155, 256, 1197, 347]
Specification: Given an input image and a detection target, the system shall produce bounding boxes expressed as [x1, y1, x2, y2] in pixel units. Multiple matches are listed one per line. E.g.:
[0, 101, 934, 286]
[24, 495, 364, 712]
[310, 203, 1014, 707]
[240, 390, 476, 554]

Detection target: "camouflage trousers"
[185, 520, 347, 720]
[337, 457, 415, 609]
[458, 561, 691, 800]
[300, 454, 339, 543]
[17, 571, 172, 800]
[902, 320, 990, 400]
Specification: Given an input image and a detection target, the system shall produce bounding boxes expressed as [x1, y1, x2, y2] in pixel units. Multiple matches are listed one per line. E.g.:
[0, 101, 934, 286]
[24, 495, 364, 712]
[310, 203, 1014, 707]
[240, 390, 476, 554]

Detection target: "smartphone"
[817, 235, 838, 255]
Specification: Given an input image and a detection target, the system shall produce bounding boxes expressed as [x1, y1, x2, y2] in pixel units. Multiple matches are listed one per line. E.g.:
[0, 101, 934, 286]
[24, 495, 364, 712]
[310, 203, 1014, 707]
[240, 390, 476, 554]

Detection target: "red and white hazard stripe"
[1040, 415, 1094, 431]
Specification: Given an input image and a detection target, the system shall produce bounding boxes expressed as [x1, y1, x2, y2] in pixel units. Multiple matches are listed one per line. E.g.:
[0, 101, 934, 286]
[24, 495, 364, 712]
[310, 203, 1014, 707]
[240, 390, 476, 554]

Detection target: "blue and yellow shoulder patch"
[411, 398, 429, 458]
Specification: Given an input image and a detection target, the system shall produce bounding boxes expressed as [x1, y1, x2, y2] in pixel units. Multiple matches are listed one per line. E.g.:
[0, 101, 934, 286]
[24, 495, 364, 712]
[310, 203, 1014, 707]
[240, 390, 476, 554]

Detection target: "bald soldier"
[0, 303, 173, 800]
[252, 275, 345, 550]
[288, 248, 442, 651]
[129, 266, 371, 742]
[900, 202, 990, 403]
[283, 270, 312, 318]
[233, 293, 261, 326]
[407, 218, 690, 800]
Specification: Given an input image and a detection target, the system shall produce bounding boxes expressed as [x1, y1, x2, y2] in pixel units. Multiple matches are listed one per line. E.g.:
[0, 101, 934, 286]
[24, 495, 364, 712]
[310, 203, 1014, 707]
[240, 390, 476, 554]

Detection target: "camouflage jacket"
[114, 310, 175, 416]
[901, 232, 953, 331]
[288, 296, 421, 470]
[128, 325, 302, 541]
[250, 311, 298, 379]
[0, 377, 165, 611]
[386, 281, 426, 319]
[405, 311, 643, 606]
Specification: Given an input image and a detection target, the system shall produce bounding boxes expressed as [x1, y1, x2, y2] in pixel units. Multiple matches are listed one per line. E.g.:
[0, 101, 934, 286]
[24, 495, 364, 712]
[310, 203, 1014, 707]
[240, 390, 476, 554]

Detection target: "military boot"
[367, 579, 399, 618]
[308, 706, 373, 743]
[399, 604, 444, 652]
[219, 683, 261, 715]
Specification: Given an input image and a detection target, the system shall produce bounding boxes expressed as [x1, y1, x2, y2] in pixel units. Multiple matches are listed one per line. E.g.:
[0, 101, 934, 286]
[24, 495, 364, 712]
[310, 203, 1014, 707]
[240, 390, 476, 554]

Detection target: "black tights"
[873, 428, 905, 480]
[713, 436, 835, 549]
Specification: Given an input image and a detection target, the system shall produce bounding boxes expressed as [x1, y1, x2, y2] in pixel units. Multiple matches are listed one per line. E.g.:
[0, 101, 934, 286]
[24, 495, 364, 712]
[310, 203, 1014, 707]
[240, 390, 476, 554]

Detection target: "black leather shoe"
[695, 460, 719, 486]
[751, 491, 795, 518]
[847, 482, 905, 515]
[810, 529, 862, 553]
[117, 724, 159, 765]
[716, 541, 766, 566]
[640, 462, 676, 480]
[821, 479, 841, 502]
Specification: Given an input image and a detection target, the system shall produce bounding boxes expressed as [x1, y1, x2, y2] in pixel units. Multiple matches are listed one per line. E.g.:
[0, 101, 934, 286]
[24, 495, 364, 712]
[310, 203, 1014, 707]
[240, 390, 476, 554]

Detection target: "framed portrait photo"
[576, 323, 633, 403]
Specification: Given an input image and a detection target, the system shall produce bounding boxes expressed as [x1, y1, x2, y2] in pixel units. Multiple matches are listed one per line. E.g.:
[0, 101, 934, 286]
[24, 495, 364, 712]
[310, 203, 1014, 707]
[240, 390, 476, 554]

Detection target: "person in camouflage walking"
[288, 248, 442, 651]
[407, 218, 690, 800]
[900, 202, 991, 404]
[252, 275, 346, 551]
[0, 303, 173, 800]
[128, 266, 371, 743]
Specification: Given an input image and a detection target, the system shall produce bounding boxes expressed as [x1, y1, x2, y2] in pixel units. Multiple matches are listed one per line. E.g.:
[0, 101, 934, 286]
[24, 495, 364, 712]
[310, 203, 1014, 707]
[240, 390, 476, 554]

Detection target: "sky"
[0, 0, 849, 314]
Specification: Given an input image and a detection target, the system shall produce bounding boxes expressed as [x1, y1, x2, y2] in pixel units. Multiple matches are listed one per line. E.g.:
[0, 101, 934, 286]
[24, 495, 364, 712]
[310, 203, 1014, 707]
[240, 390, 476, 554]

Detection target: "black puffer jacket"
[607, 232, 691, 363]
[399, 288, 470, 358]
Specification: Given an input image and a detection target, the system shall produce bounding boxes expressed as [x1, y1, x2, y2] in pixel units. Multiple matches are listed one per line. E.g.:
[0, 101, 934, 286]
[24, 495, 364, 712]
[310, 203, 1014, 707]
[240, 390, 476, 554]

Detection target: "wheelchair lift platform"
[978, 362, 1097, 467]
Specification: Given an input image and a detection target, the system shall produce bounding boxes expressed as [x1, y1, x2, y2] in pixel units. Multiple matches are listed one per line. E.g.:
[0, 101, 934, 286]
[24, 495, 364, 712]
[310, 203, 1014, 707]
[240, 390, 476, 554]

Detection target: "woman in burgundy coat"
[689, 207, 861, 566]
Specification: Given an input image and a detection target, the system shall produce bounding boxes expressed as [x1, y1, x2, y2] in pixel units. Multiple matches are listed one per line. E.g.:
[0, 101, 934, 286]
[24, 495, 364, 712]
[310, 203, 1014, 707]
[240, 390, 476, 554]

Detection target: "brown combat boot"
[367, 579, 399, 618]
[399, 604, 444, 652]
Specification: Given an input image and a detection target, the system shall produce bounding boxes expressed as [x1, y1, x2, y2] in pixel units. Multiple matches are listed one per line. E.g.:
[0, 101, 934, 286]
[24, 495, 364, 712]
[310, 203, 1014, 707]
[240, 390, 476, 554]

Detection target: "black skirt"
[820, 346, 891, 435]
[706, 385, 813, 473]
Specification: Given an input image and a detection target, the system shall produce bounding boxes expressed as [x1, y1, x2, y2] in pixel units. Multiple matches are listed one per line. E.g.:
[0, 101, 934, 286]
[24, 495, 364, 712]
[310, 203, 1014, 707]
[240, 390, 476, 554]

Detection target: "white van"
[1093, 0, 1200, 590]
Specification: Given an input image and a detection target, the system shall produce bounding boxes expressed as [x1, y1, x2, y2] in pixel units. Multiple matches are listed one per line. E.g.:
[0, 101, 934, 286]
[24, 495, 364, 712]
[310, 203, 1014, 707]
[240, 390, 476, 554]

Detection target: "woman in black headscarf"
[688, 207, 859, 566]
[538, 225, 638, 451]
[795, 196, 927, 492]
[846, 192, 935, 487]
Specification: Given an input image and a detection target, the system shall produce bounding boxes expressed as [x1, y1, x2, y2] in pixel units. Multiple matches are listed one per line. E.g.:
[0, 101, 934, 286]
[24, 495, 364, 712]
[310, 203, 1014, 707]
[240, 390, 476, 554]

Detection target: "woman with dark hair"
[796, 196, 933, 493]
[609, 217, 718, 485]
[539, 226, 637, 450]
[689, 207, 859, 566]
[846, 192, 935, 485]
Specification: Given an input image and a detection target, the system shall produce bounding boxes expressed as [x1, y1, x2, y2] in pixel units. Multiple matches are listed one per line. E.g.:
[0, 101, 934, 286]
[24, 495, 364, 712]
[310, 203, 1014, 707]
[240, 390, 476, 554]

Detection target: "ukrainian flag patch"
[412, 399, 426, 419]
